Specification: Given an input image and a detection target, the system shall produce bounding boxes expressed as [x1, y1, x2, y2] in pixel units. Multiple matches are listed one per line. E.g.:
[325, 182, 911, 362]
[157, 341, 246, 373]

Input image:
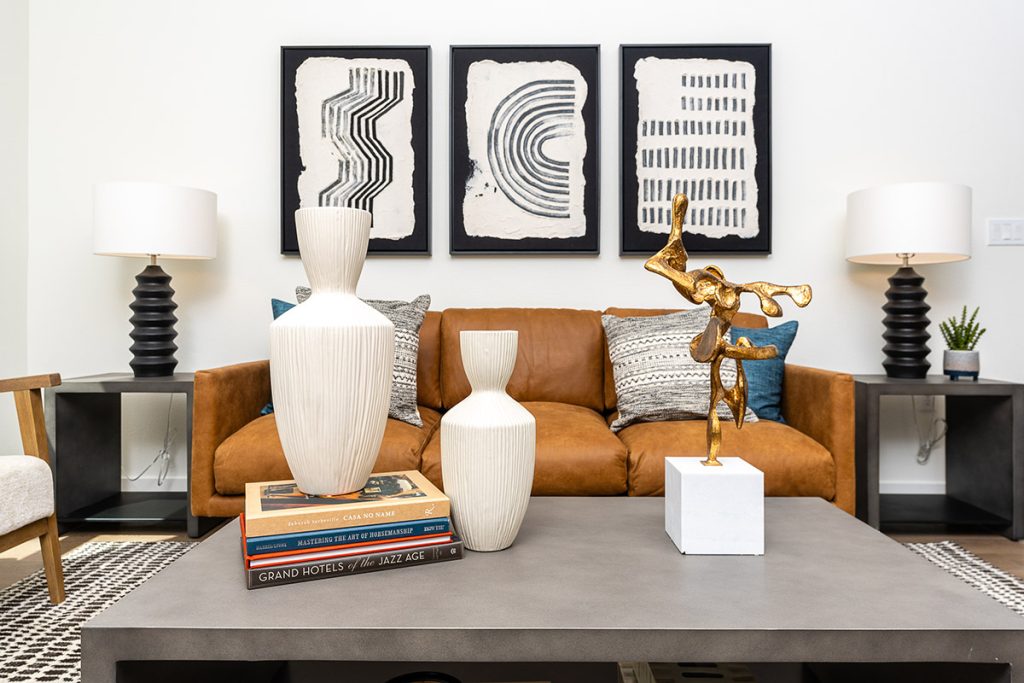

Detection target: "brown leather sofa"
[191, 308, 855, 522]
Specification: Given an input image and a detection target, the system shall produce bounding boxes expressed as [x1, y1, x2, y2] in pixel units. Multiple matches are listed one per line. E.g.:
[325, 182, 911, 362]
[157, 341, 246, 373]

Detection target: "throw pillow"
[283, 288, 430, 427]
[730, 320, 798, 423]
[602, 308, 757, 433]
[271, 298, 295, 319]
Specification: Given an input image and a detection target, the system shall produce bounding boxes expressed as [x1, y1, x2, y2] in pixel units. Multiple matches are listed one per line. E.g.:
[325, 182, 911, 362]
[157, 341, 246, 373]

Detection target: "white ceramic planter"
[944, 349, 980, 381]
[269, 207, 394, 495]
[441, 330, 536, 552]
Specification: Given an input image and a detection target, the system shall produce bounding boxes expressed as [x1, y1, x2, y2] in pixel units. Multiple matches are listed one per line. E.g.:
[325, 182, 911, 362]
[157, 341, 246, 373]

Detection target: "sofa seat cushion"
[620, 419, 835, 499]
[213, 407, 441, 496]
[421, 401, 627, 496]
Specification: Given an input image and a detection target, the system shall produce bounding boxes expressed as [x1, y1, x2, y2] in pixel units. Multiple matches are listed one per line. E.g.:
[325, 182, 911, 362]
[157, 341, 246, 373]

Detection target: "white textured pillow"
[602, 308, 757, 433]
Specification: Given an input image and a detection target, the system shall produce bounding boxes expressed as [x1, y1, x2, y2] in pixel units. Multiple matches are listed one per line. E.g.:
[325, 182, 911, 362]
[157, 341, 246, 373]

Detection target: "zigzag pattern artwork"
[486, 79, 577, 219]
[319, 67, 405, 213]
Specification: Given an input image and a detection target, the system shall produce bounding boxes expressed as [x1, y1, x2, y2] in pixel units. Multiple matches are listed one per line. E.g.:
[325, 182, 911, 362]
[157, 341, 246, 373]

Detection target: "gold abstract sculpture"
[645, 194, 812, 466]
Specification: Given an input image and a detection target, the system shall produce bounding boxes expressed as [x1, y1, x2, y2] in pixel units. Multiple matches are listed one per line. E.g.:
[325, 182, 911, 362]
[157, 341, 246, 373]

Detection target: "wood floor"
[0, 527, 200, 591]
[890, 531, 1024, 578]
[2, 524, 1023, 593]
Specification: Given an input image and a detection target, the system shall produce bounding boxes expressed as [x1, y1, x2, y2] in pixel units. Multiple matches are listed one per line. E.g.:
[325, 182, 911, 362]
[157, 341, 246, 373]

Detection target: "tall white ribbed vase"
[270, 207, 394, 495]
[441, 330, 536, 552]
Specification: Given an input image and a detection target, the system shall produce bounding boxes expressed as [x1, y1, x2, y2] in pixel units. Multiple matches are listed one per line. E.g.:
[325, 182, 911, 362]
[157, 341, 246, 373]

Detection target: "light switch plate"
[988, 219, 1024, 246]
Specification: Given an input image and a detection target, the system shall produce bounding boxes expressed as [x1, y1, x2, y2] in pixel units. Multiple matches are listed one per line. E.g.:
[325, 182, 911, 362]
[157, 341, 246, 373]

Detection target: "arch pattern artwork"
[486, 79, 577, 219]
[451, 46, 599, 254]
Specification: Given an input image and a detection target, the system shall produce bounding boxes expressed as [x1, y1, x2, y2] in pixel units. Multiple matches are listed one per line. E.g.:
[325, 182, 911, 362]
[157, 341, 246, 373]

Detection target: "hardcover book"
[244, 537, 464, 589]
[243, 470, 449, 538]
[244, 532, 454, 569]
[243, 516, 452, 556]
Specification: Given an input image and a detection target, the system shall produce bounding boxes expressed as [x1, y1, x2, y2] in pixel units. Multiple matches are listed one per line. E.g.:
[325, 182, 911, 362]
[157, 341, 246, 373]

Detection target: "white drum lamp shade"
[93, 181, 217, 378]
[845, 182, 972, 265]
[94, 181, 217, 259]
[844, 181, 972, 379]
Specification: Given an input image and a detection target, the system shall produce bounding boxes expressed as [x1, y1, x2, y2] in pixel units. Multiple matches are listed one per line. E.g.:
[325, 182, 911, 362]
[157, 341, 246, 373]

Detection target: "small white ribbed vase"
[270, 207, 394, 495]
[441, 330, 536, 552]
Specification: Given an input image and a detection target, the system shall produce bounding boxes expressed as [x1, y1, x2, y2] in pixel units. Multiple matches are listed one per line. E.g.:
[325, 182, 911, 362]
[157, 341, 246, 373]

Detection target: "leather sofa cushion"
[620, 419, 836, 499]
[213, 407, 441, 496]
[417, 311, 443, 410]
[439, 308, 606, 412]
[602, 307, 768, 412]
[421, 401, 628, 496]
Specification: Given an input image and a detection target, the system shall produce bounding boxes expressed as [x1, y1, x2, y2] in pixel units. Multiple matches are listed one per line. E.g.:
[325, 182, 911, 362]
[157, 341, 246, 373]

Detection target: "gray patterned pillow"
[602, 308, 757, 433]
[297, 287, 429, 427]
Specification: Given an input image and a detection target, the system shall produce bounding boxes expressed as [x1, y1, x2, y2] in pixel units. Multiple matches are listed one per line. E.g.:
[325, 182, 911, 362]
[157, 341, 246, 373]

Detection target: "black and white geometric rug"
[0, 541, 195, 682]
[905, 540, 1024, 617]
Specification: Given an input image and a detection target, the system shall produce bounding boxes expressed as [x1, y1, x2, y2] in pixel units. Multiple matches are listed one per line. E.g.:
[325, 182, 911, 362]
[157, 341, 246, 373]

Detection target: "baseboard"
[879, 480, 946, 495]
[120, 476, 187, 493]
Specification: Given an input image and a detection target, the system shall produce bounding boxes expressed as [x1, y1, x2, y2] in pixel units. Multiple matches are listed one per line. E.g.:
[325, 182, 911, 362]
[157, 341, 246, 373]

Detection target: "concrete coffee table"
[81, 497, 1024, 682]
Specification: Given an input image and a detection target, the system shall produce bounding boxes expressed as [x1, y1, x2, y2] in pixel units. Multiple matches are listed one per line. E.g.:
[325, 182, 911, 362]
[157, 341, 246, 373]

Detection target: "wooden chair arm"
[0, 373, 61, 393]
[0, 374, 60, 461]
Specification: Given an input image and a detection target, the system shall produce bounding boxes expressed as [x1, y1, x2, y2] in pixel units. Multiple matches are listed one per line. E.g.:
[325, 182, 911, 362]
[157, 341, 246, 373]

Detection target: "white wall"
[0, 0, 29, 454]
[23, 0, 1024, 491]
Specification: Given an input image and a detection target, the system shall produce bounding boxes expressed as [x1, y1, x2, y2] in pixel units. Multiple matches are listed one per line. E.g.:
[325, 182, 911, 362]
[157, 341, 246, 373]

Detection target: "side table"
[44, 373, 218, 538]
[854, 375, 1023, 539]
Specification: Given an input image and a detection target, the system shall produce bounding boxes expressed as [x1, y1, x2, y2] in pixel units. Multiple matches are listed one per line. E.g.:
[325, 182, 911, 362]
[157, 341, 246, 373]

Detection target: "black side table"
[45, 373, 217, 538]
[854, 375, 1023, 539]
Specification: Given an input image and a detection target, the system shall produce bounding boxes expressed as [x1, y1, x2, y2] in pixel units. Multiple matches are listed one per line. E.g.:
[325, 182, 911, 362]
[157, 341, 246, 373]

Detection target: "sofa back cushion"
[417, 311, 443, 410]
[602, 307, 768, 412]
[440, 308, 606, 411]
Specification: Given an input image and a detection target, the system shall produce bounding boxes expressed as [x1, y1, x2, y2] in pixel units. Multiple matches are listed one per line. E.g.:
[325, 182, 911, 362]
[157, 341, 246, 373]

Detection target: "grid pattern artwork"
[634, 58, 758, 238]
[620, 45, 770, 255]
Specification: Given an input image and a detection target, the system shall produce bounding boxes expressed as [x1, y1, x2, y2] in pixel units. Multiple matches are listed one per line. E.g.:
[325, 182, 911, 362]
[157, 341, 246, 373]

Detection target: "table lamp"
[94, 181, 217, 378]
[846, 181, 972, 379]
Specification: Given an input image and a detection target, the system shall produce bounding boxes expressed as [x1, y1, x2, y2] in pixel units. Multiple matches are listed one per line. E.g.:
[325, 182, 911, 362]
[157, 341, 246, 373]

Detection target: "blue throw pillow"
[730, 320, 799, 423]
[271, 298, 295, 319]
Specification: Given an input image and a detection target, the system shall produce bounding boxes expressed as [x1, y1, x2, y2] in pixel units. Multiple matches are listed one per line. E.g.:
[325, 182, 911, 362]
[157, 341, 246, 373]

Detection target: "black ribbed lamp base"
[881, 265, 930, 379]
[129, 264, 179, 378]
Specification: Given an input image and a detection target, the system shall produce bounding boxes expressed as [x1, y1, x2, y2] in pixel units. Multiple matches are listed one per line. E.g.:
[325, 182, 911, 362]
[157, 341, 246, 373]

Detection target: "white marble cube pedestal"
[665, 457, 764, 555]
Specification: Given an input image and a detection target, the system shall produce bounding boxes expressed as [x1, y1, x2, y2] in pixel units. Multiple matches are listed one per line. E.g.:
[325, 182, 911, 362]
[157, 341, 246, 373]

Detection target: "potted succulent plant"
[939, 306, 986, 381]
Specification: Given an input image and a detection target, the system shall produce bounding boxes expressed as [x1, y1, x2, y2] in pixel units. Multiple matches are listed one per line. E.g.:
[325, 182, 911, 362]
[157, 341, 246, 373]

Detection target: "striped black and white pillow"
[602, 308, 757, 433]
[297, 287, 429, 427]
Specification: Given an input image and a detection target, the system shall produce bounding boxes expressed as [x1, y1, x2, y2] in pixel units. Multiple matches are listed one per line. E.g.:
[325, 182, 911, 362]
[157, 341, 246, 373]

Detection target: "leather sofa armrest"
[781, 364, 856, 516]
[191, 360, 271, 516]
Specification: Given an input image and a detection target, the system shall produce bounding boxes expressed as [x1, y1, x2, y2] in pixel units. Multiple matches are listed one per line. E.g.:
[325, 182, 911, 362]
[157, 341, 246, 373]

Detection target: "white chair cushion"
[0, 455, 55, 536]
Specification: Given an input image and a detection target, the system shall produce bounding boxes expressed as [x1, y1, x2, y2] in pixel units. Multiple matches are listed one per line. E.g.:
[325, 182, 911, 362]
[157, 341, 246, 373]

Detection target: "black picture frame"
[620, 44, 771, 255]
[281, 46, 430, 255]
[450, 45, 600, 254]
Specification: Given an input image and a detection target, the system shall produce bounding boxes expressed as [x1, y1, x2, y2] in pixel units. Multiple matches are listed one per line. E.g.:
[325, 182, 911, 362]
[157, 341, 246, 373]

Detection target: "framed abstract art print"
[281, 46, 430, 254]
[620, 44, 771, 254]
[450, 45, 600, 254]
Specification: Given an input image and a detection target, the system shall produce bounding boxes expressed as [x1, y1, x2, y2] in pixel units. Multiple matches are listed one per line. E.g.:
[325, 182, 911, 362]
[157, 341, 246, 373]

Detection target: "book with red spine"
[240, 513, 453, 568]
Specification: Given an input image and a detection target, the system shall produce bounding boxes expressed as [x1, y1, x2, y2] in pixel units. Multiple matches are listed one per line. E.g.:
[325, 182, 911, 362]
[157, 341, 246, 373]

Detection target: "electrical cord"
[125, 395, 176, 486]
[912, 395, 947, 465]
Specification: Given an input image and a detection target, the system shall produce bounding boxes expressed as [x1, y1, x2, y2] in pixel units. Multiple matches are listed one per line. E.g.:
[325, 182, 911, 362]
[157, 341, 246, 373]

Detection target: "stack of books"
[240, 470, 463, 589]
